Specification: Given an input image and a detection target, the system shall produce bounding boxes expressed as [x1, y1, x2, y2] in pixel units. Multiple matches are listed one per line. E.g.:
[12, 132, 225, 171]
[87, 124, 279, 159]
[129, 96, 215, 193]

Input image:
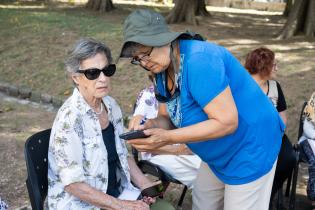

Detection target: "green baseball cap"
[119, 9, 188, 58]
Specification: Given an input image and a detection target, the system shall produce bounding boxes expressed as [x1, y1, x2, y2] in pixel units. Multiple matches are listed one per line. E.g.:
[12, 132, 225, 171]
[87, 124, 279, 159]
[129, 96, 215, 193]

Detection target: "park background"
[0, 0, 314, 209]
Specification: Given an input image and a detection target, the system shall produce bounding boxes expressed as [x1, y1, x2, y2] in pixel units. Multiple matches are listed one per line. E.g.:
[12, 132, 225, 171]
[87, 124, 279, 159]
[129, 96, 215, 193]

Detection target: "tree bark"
[166, 0, 197, 25]
[283, 0, 294, 16]
[196, 0, 211, 17]
[86, 0, 115, 12]
[305, 0, 315, 37]
[278, 0, 314, 39]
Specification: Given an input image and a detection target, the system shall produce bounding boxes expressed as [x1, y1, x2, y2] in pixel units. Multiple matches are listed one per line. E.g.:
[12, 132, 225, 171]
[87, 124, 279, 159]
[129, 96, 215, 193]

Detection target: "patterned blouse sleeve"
[50, 112, 85, 186]
[133, 88, 158, 118]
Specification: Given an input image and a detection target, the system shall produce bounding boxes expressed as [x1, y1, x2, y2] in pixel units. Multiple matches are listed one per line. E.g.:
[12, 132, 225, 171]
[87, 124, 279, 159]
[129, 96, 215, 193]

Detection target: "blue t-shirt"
[156, 40, 285, 185]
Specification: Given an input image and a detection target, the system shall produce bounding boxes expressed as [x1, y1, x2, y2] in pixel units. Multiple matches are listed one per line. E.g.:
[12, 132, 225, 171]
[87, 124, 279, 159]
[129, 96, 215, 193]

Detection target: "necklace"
[94, 103, 103, 115]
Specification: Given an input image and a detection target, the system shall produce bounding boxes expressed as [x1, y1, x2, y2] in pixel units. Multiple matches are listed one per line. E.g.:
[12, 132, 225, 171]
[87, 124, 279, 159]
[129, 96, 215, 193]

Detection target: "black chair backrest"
[298, 102, 308, 139]
[24, 129, 51, 210]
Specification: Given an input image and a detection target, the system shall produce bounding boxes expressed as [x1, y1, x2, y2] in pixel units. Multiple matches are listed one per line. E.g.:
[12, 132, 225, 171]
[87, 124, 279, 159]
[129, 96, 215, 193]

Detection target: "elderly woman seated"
[47, 38, 174, 210]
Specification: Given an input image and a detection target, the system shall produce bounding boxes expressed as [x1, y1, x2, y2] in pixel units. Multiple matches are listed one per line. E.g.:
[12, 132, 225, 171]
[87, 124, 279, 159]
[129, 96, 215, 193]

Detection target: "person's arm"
[130, 103, 175, 131]
[276, 81, 288, 125]
[128, 86, 238, 151]
[279, 111, 287, 126]
[149, 144, 193, 155]
[65, 183, 148, 210]
[127, 156, 160, 190]
[156, 86, 238, 142]
[145, 103, 176, 130]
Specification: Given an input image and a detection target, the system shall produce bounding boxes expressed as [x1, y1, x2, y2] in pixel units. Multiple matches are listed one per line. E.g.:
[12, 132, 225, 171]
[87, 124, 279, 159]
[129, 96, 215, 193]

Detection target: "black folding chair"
[132, 147, 188, 208]
[24, 129, 51, 210]
[272, 133, 295, 210]
[286, 102, 308, 210]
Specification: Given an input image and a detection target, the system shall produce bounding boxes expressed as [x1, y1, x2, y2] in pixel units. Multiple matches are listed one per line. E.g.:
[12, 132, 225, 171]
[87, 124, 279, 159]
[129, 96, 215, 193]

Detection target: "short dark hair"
[245, 47, 275, 78]
[120, 41, 145, 58]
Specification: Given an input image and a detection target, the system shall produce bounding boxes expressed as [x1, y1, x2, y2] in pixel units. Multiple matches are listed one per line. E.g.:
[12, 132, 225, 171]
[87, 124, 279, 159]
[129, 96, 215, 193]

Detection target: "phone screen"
[141, 183, 164, 198]
[119, 130, 148, 140]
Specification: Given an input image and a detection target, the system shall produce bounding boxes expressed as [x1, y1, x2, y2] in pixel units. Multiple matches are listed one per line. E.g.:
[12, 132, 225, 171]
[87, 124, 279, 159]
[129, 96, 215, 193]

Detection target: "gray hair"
[65, 38, 113, 74]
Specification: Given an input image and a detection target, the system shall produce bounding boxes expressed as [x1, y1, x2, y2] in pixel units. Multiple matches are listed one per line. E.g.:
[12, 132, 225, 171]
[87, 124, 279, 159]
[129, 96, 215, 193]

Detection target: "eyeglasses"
[130, 47, 154, 70]
[77, 64, 116, 80]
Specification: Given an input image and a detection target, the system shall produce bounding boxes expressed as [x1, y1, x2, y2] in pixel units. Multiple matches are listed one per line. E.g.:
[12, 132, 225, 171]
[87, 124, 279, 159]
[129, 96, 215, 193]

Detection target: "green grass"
[0, 2, 314, 142]
[0, 5, 149, 114]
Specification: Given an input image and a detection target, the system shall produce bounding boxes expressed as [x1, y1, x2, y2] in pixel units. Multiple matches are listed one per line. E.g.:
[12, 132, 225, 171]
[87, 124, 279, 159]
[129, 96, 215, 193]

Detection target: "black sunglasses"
[154, 88, 180, 103]
[77, 64, 116, 80]
[153, 73, 180, 103]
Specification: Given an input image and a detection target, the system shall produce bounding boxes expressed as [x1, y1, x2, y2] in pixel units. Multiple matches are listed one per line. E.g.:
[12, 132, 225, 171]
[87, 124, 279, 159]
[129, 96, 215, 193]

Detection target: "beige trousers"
[192, 161, 277, 210]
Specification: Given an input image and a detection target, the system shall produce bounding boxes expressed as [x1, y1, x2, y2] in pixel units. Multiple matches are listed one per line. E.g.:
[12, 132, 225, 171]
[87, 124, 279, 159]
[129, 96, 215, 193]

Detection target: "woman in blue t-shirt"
[119, 9, 285, 210]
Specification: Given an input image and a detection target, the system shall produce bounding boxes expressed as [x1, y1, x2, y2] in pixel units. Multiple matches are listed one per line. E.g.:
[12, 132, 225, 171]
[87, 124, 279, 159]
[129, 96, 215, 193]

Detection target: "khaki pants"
[192, 161, 277, 210]
[150, 198, 175, 210]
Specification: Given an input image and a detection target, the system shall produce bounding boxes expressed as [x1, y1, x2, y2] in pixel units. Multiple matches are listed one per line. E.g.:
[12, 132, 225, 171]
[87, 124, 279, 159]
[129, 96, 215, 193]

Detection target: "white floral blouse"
[48, 88, 135, 210]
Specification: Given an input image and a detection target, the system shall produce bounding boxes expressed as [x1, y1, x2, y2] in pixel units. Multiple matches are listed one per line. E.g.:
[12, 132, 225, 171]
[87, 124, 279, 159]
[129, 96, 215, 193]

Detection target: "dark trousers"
[270, 134, 296, 202]
[300, 139, 315, 201]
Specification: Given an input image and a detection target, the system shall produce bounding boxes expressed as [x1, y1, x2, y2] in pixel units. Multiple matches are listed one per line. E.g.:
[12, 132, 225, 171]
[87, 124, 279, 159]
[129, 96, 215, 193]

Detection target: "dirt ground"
[1, 85, 314, 209]
[0, 1, 315, 209]
[0, 93, 312, 210]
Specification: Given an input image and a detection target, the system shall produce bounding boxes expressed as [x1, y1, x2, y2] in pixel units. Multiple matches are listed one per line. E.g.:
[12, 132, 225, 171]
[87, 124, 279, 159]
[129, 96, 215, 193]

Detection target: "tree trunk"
[166, 0, 197, 25]
[196, 0, 211, 17]
[305, 0, 315, 37]
[278, 0, 314, 39]
[283, 0, 294, 16]
[86, 0, 115, 12]
[99, 0, 115, 12]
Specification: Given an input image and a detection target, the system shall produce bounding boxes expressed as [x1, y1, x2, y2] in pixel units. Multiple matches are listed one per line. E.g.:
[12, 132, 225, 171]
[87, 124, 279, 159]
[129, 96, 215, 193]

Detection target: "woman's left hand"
[142, 196, 156, 205]
[127, 128, 171, 152]
[140, 180, 161, 205]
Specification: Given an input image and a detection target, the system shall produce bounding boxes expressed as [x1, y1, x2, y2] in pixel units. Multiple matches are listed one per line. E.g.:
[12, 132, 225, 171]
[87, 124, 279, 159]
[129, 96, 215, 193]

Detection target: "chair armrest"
[138, 160, 181, 184]
[132, 147, 139, 163]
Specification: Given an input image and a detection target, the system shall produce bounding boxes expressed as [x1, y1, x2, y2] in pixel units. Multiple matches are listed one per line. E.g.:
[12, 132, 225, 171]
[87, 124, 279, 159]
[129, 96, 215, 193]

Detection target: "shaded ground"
[0, 1, 314, 141]
[0, 94, 55, 209]
[0, 94, 311, 209]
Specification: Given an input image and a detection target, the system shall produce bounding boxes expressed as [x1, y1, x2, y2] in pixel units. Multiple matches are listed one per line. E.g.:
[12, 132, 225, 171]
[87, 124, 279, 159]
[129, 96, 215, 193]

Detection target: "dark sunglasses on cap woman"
[77, 64, 116, 80]
[153, 71, 180, 103]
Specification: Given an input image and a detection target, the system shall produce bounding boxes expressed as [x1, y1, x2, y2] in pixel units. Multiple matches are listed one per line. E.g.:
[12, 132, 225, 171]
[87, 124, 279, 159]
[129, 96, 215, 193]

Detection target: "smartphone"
[119, 130, 148, 140]
[141, 183, 164, 198]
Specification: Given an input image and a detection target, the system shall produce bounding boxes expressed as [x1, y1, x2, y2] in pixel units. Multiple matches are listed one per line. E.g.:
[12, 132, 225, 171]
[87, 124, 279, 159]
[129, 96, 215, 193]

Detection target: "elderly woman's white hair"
[65, 38, 113, 74]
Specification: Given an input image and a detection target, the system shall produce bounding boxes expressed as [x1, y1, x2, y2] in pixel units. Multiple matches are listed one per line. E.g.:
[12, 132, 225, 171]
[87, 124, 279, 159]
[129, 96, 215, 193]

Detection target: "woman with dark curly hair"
[245, 47, 295, 208]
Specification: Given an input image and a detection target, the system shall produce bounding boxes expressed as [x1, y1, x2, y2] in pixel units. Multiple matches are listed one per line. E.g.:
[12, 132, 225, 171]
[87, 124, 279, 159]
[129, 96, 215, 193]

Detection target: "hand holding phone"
[141, 183, 164, 198]
[119, 130, 148, 140]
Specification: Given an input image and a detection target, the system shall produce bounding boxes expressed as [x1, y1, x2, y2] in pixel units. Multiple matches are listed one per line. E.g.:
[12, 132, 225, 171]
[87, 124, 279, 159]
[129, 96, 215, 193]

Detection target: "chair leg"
[177, 185, 187, 208]
[276, 186, 283, 210]
[289, 162, 299, 210]
[285, 171, 292, 197]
